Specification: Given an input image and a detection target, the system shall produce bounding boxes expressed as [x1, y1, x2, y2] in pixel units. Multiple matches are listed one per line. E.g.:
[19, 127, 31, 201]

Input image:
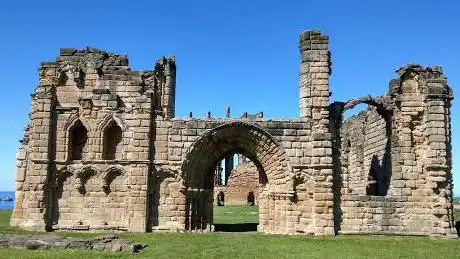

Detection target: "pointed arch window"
[69, 120, 88, 160]
[103, 122, 123, 160]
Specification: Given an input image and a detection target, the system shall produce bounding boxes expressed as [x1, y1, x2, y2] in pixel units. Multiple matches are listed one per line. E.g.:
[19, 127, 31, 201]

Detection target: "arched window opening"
[69, 120, 88, 161]
[103, 122, 123, 160]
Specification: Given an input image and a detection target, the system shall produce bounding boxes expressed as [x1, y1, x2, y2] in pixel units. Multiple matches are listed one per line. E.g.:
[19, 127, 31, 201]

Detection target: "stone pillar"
[128, 165, 149, 232]
[224, 155, 234, 185]
[299, 30, 330, 121]
[155, 56, 176, 119]
[299, 30, 334, 236]
[423, 68, 456, 237]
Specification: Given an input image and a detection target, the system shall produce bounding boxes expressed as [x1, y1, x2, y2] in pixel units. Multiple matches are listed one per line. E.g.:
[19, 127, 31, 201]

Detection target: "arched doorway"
[181, 122, 294, 233]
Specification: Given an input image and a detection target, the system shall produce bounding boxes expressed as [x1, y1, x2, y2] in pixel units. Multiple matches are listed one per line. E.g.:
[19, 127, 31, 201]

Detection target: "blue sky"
[0, 1, 459, 194]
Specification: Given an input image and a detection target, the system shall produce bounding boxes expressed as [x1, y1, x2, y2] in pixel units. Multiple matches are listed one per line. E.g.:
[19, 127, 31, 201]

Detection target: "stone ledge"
[52, 225, 129, 231]
[292, 164, 333, 169]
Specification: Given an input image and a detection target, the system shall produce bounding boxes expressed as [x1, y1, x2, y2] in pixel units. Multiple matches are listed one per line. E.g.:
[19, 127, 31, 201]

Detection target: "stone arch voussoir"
[181, 121, 294, 192]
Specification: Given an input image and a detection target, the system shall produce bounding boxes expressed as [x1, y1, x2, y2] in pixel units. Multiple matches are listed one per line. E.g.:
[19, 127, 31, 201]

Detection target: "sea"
[0, 191, 14, 210]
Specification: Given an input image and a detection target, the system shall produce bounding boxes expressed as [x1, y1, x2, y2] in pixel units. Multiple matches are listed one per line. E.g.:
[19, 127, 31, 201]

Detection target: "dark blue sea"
[0, 192, 14, 210]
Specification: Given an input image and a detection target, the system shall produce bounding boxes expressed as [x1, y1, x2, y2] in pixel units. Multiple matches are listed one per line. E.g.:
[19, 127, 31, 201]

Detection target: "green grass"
[0, 208, 459, 258]
[213, 205, 259, 224]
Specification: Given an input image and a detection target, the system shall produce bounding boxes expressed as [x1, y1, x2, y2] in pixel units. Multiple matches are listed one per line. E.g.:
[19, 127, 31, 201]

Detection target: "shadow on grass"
[214, 223, 258, 232]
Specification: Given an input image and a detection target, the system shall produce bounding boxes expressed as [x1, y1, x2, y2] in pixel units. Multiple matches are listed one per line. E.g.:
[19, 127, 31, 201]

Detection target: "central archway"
[181, 122, 294, 233]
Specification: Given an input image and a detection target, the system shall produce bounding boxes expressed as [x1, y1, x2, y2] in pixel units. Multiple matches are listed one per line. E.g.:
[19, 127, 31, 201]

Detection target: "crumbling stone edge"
[0, 234, 147, 253]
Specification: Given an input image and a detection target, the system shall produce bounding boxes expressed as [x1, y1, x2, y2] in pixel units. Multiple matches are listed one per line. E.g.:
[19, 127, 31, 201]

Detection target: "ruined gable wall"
[52, 49, 153, 231]
[11, 48, 176, 232]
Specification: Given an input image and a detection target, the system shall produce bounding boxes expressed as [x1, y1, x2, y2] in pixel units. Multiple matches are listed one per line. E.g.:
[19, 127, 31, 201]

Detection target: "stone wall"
[11, 48, 175, 232]
[11, 30, 456, 237]
[214, 161, 260, 206]
[341, 106, 390, 196]
[331, 65, 456, 237]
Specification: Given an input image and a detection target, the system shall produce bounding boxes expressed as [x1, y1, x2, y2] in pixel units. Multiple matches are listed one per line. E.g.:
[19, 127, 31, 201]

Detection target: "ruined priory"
[11, 30, 456, 237]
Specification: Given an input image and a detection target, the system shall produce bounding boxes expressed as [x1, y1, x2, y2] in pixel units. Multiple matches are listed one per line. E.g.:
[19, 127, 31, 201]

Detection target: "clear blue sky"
[0, 1, 459, 194]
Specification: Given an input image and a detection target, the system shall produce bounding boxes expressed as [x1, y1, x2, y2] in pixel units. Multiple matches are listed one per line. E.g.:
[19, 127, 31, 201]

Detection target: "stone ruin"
[214, 155, 260, 206]
[0, 234, 145, 253]
[11, 30, 456, 237]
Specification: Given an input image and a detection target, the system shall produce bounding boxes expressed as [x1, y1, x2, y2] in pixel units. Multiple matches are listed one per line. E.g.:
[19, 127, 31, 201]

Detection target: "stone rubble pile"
[0, 234, 147, 253]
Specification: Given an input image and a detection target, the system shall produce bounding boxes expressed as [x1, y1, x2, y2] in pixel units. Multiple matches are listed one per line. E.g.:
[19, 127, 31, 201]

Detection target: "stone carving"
[11, 30, 456, 237]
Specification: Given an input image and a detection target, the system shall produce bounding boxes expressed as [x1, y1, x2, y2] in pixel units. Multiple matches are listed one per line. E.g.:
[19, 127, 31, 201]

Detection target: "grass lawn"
[0, 208, 459, 258]
[213, 205, 259, 224]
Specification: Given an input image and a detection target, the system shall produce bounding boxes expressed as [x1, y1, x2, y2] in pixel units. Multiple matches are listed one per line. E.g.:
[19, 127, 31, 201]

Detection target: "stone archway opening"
[212, 154, 263, 232]
[181, 122, 294, 233]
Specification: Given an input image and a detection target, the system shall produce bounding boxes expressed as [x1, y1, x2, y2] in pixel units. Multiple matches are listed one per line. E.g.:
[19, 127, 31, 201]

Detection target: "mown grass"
[213, 205, 259, 224]
[0, 208, 459, 259]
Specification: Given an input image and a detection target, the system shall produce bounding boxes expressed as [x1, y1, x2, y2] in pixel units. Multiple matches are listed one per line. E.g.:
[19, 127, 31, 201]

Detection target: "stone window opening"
[103, 122, 123, 160]
[68, 120, 88, 161]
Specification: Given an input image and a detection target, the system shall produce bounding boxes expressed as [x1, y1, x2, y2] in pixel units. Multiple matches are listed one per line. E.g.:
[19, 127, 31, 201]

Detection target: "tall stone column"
[299, 30, 334, 235]
[155, 57, 176, 119]
[224, 155, 234, 185]
[423, 68, 456, 237]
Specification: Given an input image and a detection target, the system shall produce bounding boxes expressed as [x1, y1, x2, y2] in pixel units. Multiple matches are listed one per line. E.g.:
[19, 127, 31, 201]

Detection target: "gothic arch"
[64, 113, 92, 134]
[75, 165, 99, 195]
[101, 165, 126, 194]
[97, 113, 126, 133]
[56, 165, 75, 186]
[65, 116, 90, 161]
[97, 114, 125, 160]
